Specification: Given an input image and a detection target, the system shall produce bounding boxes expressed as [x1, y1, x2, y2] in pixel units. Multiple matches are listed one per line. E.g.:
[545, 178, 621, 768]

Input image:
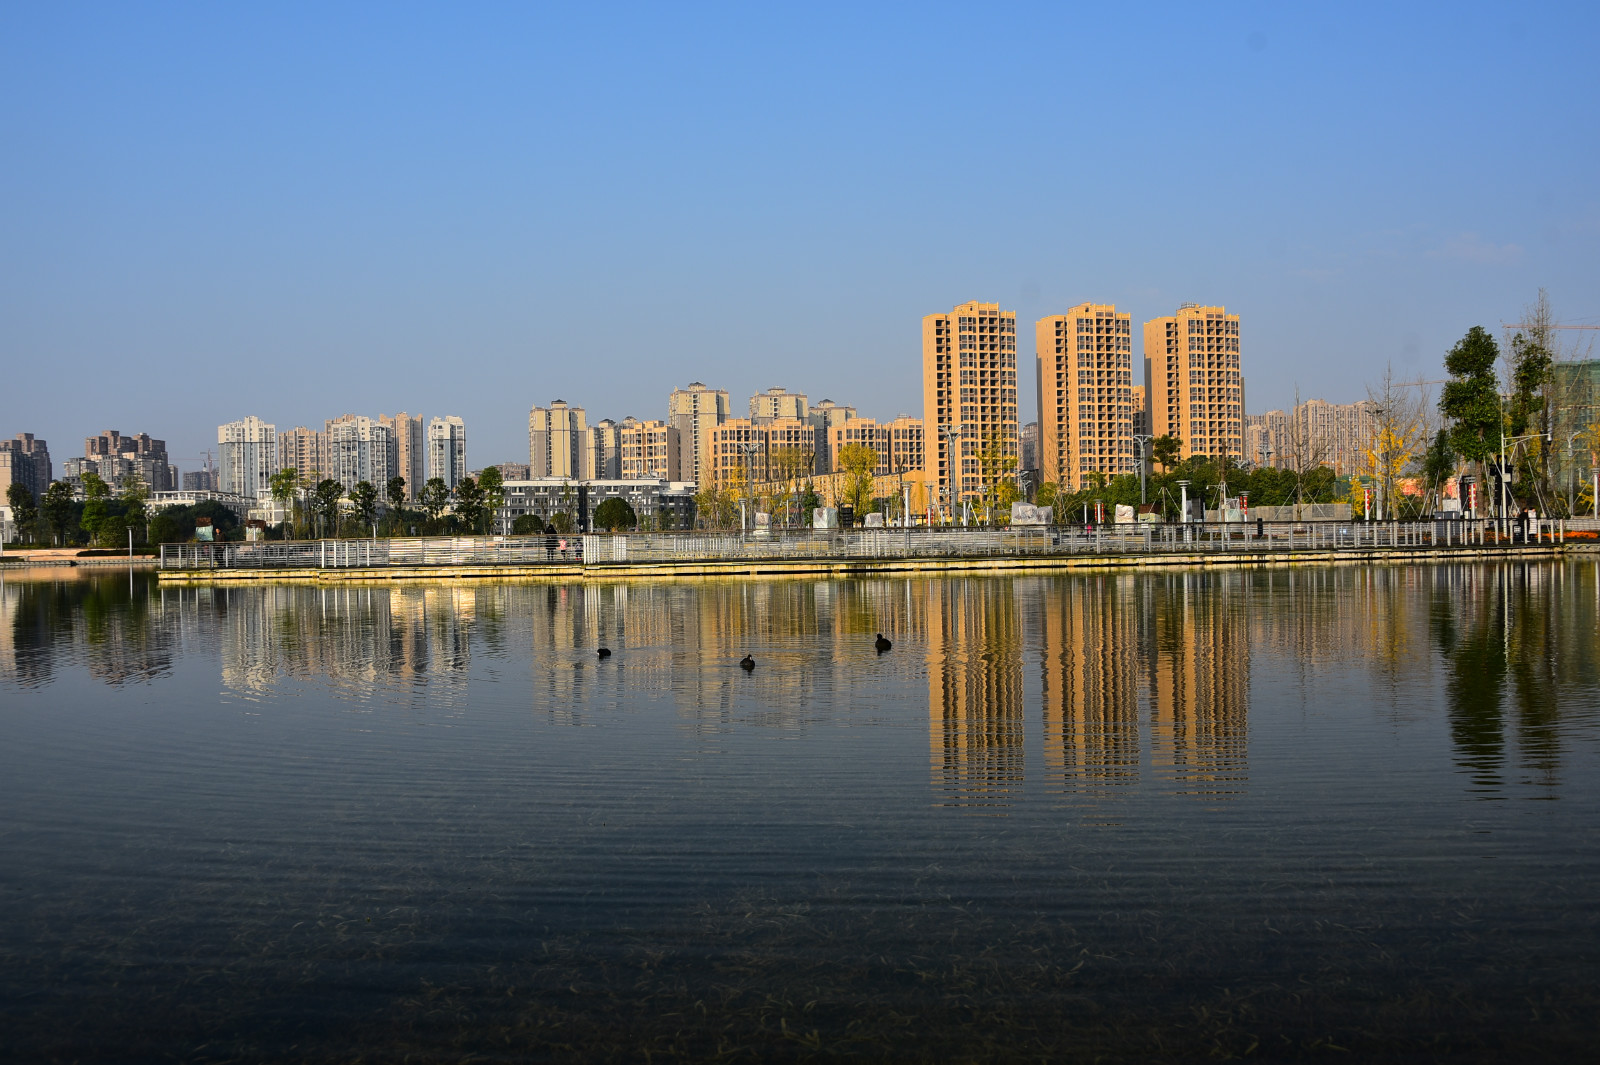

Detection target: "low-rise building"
[494, 479, 698, 534]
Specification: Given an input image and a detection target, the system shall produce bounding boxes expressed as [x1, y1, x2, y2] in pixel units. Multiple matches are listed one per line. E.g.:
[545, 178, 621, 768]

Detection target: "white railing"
[158, 520, 1568, 572]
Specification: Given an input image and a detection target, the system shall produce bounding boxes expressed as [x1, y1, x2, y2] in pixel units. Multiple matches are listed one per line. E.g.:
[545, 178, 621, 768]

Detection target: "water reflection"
[4, 562, 1597, 800]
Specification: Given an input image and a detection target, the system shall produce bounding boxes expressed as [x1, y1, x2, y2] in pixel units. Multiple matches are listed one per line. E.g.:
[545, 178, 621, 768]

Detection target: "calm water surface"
[2, 563, 1598, 1062]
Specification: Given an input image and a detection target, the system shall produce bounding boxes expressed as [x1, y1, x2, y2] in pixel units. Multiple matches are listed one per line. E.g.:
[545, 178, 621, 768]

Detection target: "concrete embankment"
[154, 541, 1577, 584]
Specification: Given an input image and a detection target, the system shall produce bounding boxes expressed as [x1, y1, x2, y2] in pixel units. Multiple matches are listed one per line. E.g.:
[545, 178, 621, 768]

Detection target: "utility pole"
[940, 423, 965, 526]
[1132, 434, 1153, 506]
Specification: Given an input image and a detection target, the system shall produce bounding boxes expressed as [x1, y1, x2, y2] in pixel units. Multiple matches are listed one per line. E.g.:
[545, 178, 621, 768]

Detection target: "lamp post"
[1132, 434, 1153, 505]
[940, 423, 965, 527]
[737, 439, 763, 534]
[1177, 479, 1191, 524]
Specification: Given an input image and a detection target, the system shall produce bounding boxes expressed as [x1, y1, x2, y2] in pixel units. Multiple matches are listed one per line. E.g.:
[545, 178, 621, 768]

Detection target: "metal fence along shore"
[156, 519, 1578, 573]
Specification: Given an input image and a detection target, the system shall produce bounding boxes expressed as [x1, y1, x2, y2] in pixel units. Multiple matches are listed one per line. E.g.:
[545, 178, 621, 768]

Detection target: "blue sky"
[3, 1, 1597, 473]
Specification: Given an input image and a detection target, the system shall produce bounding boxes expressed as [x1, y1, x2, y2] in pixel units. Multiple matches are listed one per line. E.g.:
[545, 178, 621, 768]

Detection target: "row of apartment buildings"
[216, 414, 467, 500]
[522, 388, 924, 492]
[925, 300, 1246, 504]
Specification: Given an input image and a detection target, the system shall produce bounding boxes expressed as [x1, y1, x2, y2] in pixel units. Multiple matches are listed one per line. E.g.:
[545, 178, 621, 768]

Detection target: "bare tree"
[1360, 365, 1432, 519]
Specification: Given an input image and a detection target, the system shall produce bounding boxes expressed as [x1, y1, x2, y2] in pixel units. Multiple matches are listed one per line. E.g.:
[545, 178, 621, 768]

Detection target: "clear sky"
[3, 1, 1597, 474]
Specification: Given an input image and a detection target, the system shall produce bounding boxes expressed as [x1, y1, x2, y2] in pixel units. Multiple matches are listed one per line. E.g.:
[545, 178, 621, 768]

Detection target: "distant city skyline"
[3, 4, 1598, 469]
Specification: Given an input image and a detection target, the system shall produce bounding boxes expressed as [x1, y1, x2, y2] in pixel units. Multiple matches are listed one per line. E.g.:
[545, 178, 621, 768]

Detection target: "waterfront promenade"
[151, 520, 1586, 583]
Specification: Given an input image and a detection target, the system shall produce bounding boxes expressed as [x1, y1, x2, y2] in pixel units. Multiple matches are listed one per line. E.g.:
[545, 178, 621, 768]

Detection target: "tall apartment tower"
[922, 300, 1019, 508]
[326, 414, 394, 490]
[749, 387, 809, 423]
[1035, 304, 1135, 490]
[618, 418, 681, 480]
[586, 419, 622, 481]
[427, 416, 467, 489]
[278, 427, 329, 484]
[0, 433, 51, 500]
[1144, 304, 1243, 462]
[379, 413, 426, 499]
[667, 382, 730, 487]
[218, 416, 277, 498]
[528, 401, 587, 479]
[806, 399, 857, 473]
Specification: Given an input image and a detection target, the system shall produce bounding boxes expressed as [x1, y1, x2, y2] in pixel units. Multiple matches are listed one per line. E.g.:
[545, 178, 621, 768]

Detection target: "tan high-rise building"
[379, 413, 425, 499]
[806, 399, 857, 473]
[1035, 304, 1135, 490]
[278, 427, 329, 483]
[1144, 304, 1243, 462]
[585, 419, 622, 481]
[709, 418, 816, 488]
[528, 400, 587, 479]
[667, 382, 730, 488]
[618, 417, 681, 480]
[922, 300, 1019, 508]
[827, 416, 924, 478]
[749, 387, 809, 423]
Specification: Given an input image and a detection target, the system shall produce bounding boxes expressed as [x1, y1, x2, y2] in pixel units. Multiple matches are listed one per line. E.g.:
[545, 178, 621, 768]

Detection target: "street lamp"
[940, 423, 965, 526]
[1132, 434, 1153, 505]
[737, 439, 763, 533]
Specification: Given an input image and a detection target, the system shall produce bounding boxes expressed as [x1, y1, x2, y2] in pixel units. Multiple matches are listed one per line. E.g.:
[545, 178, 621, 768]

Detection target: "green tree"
[548, 510, 574, 534]
[1422, 428, 1457, 505]
[40, 481, 76, 545]
[269, 468, 298, 536]
[80, 472, 114, 545]
[420, 477, 450, 530]
[7, 482, 38, 543]
[385, 475, 407, 513]
[798, 481, 821, 525]
[350, 480, 379, 535]
[453, 476, 486, 533]
[312, 479, 345, 537]
[511, 513, 544, 535]
[476, 467, 505, 534]
[1152, 435, 1182, 472]
[1439, 326, 1502, 489]
[119, 474, 149, 545]
[593, 497, 637, 531]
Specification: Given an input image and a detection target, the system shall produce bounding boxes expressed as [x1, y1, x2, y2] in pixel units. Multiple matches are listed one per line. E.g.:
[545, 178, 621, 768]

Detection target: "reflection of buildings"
[1146, 572, 1250, 798]
[928, 578, 1025, 806]
[1035, 575, 1141, 790]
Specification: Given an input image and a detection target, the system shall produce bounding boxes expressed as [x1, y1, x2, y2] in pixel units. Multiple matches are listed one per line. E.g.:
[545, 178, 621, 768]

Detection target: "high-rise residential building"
[218, 416, 277, 498]
[618, 417, 681, 480]
[278, 427, 329, 483]
[181, 470, 215, 492]
[379, 413, 426, 499]
[922, 300, 1020, 507]
[886, 415, 924, 477]
[585, 419, 622, 481]
[1145, 303, 1243, 462]
[1244, 411, 1287, 469]
[749, 387, 809, 423]
[667, 382, 730, 488]
[826, 416, 924, 477]
[427, 416, 467, 489]
[1131, 386, 1150, 439]
[1036, 304, 1135, 490]
[326, 414, 394, 490]
[709, 418, 817, 487]
[83, 430, 172, 491]
[1019, 421, 1039, 478]
[528, 401, 587, 480]
[806, 399, 857, 473]
[0, 433, 51, 500]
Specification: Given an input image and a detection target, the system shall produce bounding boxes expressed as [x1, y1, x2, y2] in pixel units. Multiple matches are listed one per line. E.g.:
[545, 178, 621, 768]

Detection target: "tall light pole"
[1132, 434, 1153, 506]
[940, 423, 965, 526]
[738, 439, 762, 533]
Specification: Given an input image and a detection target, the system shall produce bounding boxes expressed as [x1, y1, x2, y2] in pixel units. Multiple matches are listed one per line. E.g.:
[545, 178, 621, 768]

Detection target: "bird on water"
[875, 633, 892, 653]
[739, 655, 755, 671]
[597, 647, 611, 659]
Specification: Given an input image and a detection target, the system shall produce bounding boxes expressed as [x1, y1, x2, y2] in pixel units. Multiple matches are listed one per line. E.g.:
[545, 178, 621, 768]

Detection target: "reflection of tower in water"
[1035, 574, 1141, 791]
[927, 579, 1025, 807]
[1147, 571, 1250, 798]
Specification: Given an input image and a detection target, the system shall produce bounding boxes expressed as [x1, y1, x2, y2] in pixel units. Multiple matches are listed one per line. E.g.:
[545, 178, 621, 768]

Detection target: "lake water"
[2, 562, 1598, 1062]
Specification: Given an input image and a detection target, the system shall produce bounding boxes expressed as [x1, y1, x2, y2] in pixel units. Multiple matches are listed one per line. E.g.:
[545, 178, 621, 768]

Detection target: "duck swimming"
[875, 634, 892, 653]
[739, 655, 755, 671]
